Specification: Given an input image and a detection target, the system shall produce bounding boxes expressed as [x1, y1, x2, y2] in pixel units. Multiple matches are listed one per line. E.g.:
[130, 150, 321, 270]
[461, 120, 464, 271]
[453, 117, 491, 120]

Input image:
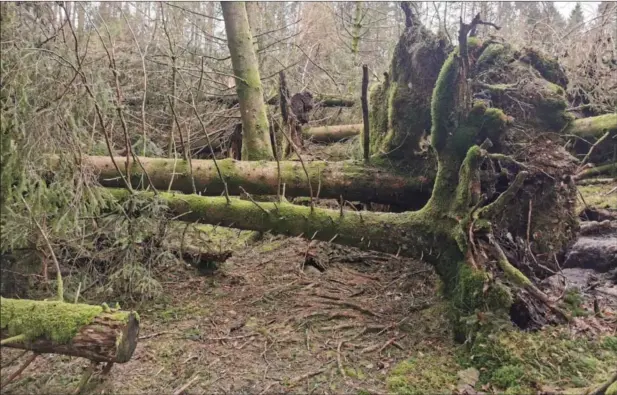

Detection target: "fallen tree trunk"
[106, 188, 438, 260]
[565, 114, 617, 164]
[574, 163, 617, 180]
[172, 93, 355, 109]
[69, 155, 433, 207]
[565, 113, 617, 138]
[0, 298, 139, 363]
[303, 124, 362, 143]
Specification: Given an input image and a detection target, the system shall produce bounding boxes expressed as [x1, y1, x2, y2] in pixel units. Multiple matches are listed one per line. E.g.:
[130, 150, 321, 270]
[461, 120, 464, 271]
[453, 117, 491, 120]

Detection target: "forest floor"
[1, 182, 616, 395]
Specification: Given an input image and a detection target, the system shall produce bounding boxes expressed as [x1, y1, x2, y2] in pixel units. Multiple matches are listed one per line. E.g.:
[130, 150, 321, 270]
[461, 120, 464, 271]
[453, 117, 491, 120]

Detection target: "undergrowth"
[387, 295, 617, 395]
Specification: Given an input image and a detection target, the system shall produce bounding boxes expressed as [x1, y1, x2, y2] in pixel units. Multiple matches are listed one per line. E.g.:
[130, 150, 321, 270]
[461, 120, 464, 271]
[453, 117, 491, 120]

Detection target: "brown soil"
[1, 237, 452, 395]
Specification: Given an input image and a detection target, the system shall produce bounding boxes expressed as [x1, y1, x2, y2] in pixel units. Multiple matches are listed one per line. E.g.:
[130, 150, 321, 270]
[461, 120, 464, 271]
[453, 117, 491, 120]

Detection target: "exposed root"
[478, 171, 528, 219]
[488, 234, 571, 321]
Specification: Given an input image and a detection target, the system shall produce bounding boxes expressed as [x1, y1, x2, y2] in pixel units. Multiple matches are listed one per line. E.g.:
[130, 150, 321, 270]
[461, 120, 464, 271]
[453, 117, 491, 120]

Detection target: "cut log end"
[1, 298, 140, 363]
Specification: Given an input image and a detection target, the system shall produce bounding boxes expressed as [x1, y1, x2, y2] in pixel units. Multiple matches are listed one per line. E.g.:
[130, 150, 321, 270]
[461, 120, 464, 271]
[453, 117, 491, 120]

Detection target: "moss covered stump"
[0, 298, 139, 363]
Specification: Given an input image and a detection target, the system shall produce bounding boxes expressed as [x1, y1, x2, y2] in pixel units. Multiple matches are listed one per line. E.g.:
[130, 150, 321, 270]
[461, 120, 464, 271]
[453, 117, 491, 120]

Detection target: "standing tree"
[221, 1, 274, 160]
[567, 2, 585, 32]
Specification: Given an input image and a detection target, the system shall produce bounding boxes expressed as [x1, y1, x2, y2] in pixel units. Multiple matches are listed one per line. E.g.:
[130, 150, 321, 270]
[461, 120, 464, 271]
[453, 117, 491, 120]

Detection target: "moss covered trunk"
[303, 124, 363, 143]
[221, 1, 273, 161]
[565, 113, 617, 165]
[71, 155, 433, 207]
[0, 298, 139, 363]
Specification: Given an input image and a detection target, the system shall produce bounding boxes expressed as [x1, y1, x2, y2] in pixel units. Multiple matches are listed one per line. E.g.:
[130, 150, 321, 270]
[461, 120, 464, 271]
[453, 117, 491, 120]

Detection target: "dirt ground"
[1, 237, 453, 395]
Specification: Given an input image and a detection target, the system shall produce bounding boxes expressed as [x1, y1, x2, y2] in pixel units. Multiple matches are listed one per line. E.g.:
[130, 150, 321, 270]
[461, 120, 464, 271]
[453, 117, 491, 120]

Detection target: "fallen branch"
[574, 163, 617, 180]
[303, 124, 362, 143]
[0, 353, 38, 390]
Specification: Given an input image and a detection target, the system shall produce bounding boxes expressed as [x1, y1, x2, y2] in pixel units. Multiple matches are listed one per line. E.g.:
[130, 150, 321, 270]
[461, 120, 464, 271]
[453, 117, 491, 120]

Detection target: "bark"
[106, 188, 447, 264]
[362, 65, 370, 161]
[565, 114, 617, 165]
[70, 155, 433, 207]
[303, 124, 363, 143]
[221, 1, 273, 160]
[574, 162, 617, 180]
[0, 298, 139, 363]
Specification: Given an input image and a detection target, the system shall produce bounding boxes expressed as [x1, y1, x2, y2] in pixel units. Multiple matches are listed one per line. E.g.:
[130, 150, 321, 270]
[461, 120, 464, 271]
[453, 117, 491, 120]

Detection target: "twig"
[577, 130, 611, 172]
[139, 331, 177, 340]
[167, 95, 197, 195]
[62, 13, 132, 193]
[0, 353, 38, 389]
[337, 341, 345, 377]
[19, 195, 63, 301]
[74, 282, 81, 304]
[73, 361, 97, 395]
[239, 187, 270, 215]
[323, 300, 380, 317]
[1, 350, 28, 369]
[203, 334, 258, 341]
[378, 336, 405, 354]
[173, 375, 200, 395]
[288, 368, 326, 386]
[1, 334, 26, 346]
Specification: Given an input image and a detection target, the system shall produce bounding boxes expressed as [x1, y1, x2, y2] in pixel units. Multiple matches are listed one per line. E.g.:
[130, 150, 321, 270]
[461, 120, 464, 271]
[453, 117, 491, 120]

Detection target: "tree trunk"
[0, 298, 139, 363]
[221, 1, 274, 160]
[70, 155, 433, 207]
[303, 124, 363, 143]
[565, 113, 617, 164]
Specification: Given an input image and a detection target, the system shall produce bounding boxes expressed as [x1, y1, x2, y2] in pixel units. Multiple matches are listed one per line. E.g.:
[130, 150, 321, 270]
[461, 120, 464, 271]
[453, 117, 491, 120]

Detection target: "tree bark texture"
[361, 65, 370, 161]
[221, 1, 273, 160]
[0, 298, 139, 363]
[70, 155, 433, 207]
[303, 124, 363, 142]
[565, 113, 617, 164]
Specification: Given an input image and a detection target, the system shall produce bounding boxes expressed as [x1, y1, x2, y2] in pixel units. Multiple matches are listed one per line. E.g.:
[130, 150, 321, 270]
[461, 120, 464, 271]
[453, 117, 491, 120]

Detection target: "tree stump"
[1, 298, 139, 363]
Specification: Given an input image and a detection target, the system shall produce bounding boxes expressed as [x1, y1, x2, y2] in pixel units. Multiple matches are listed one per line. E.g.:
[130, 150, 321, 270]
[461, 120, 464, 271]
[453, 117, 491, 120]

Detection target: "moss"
[431, 52, 460, 152]
[387, 354, 459, 395]
[0, 297, 103, 344]
[475, 43, 511, 72]
[466, 328, 617, 390]
[562, 289, 588, 317]
[564, 113, 617, 139]
[491, 365, 527, 389]
[606, 381, 617, 395]
[577, 183, 617, 212]
[533, 80, 569, 130]
[519, 47, 568, 88]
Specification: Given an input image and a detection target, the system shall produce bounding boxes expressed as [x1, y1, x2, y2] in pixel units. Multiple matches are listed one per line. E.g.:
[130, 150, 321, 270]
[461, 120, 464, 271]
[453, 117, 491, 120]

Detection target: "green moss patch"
[0, 297, 104, 344]
[467, 329, 617, 391]
[387, 353, 460, 395]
